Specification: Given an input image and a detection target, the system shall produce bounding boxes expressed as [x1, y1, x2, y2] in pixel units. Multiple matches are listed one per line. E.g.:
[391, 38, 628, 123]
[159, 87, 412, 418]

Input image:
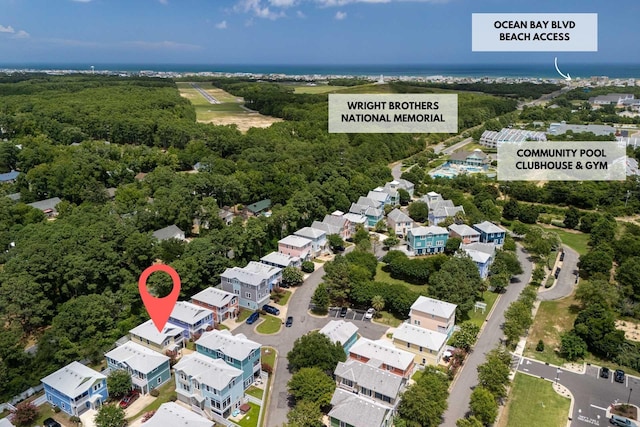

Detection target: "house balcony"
[131, 375, 147, 388]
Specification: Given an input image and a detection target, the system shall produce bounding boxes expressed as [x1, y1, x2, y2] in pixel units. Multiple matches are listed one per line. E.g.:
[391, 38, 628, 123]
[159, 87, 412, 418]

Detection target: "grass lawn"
[217, 323, 229, 330]
[256, 315, 282, 334]
[525, 292, 581, 366]
[274, 290, 292, 306]
[375, 263, 429, 294]
[499, 373, 570, 427]
[262, 346, 276, 367]
[467, 291, 500, 327]
[291, 85, 346, 94]
[236, 402, 260, 427]
[538, 225, 590, 256]
[374, 310, 403, 328]
[246, 386, 264, 400]
[236, 309, 253, 323]
[127, 377, 177, 421]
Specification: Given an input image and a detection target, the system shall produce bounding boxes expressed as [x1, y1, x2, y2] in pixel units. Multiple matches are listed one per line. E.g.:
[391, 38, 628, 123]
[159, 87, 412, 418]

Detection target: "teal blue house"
[320, 320, 359, 355]
[407, 226, 449, 255]
[41, 362, 108, 416]
[105, 341, 171, 395]
[195, 330, 262, 389]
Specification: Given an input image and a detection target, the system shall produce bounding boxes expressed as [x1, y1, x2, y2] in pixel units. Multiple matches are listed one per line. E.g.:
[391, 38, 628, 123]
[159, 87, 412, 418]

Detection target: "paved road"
[189, 83, 220, 104]
[539, 245, 580, 301]
[517, 357, 640, 427]
[434, 137, 473, 156]
[233, 246, 390, 427]
[442, 245, 534, 426]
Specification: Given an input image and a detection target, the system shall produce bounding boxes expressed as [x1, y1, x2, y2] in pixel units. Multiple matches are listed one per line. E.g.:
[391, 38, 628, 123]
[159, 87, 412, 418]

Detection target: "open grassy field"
[467, 291, 500, 327]
[499, 373, 570, 427]
[375, 263, 429, 294]
[290, 85, 346, 94]
[176, 82, 281, 131]
[256, 315, 282, 334]
[538, 225, 590, 256]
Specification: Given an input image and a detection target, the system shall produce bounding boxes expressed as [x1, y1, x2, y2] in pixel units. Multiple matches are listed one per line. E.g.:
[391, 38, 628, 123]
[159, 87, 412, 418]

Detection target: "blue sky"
[0, 0, 638, 65]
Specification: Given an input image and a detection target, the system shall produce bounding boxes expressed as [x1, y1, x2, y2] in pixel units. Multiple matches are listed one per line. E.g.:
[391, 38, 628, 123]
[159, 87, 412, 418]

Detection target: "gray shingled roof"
[152, 224, 184, 241]
[260, 251, 298, 268]
[393, 322, 448, 352]
[294, 226, 325, 240]
[409, 225, 448, 236]
[174, 353, 242, 391]
[334, 359, 404, 400]
[473, 221, 505, 235]
[144, 402, 212, 427]
[191, 287, 236, 308]
[448, 224, 480, 237]
[129, 320, 185, 346]
[387, 208, 412, 223]
[27, 197, 61, 212]
[320, 320, 358, 346]
[349, 338, 414, 371]
[169, 301, 213, 325]
[329, 388, 391, 427]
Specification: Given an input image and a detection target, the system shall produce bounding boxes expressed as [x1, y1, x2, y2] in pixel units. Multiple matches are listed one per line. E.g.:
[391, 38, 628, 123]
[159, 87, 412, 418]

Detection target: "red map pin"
[138, 264, 181, 332]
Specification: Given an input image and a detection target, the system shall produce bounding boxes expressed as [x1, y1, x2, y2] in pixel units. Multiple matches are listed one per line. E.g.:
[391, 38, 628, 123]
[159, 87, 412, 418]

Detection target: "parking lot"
[328, 307, 370, 322]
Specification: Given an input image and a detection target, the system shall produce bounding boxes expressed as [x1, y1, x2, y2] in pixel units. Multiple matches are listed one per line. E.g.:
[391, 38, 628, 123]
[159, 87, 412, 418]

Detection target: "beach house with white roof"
[278, 235, 313, 261]
[320, 320, 359, 354]
[167, 301, 214, 339]
[129, 320, 185, 355]
[333, 359, 405, 408]
[143, 402, 213, 427]
[220, 262, 281, 310]
[294, 227, 327, 258]
[191, 287, 239, 324]
[348, 338, 415, 379]
[409, 296, 457, 337]
[41, 361, 108, 416]
[105, 341, 171, 395]
[392, 322, 448, 365]
[328, 388, 394, 427]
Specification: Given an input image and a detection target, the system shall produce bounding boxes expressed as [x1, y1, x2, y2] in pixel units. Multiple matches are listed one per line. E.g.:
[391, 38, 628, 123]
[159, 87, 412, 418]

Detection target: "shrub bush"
[301, 261, 315, 273]
[150, 389, 160, 397]
[53, 406, 61, 413]
[536, 340, 545, 352]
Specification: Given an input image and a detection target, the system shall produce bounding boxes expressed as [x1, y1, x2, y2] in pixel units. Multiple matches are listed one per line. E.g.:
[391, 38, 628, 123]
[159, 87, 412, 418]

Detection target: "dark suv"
[246, 311, 260, 325]
[43, 418, 62, 427]
[262, 304, 280, 315]
[614, 369, 625, 383]
[600, 367, 610, 379]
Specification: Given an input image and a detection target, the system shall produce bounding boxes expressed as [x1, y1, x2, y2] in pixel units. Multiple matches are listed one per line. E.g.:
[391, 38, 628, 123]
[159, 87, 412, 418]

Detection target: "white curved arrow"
[554, 57, 572, 81]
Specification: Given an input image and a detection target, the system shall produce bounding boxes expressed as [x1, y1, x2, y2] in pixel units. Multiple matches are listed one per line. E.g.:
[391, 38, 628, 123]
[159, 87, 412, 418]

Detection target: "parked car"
[600, 367, 610, 379]
[43, 419, 62, 427]
[339, 306, 348, 317]
[615, 369, 626, 383]
[262, 304, 280, 316]
[246, 311, 260, 325]
[554, 268, 561, 278]
[365, 308, 375, 320]
[286, 316, 293, 327]
[610, 414, 633, 426]
[559, 252, 565, 261]
[119, 389, 140, 408]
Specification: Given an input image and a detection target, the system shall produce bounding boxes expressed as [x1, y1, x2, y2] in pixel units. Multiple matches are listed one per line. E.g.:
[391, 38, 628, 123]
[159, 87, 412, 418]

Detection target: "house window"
[414, 320, 420, 326]
[233, 290, 239, 295]
[62, 403, 66, 410]
[406, 342, 410, 349]
[422, 358, 426, 364]
[245, 292, 251, 299]
[419, 346, 423, 352]
[48, 395, 52, 402]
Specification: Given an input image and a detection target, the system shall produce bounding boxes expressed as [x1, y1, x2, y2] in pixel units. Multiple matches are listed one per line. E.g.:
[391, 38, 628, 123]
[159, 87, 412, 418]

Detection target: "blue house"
[195, 330, 261, 389]
[41, 361, 108, 416]
[174, 353, 244, 420]
[320, 320, 359, 355]
[407, 226, 449, 255]
[472, 221, 506, 246]
[0, 170, 19, 183]
[105, 341, 171, 395]
[349, 199, 384, 228]
[167, 301, 214, 340]
[460, 243, 496, 279]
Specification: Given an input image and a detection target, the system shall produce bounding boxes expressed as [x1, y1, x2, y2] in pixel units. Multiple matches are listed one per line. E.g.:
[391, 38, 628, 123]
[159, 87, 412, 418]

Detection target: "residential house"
[358, 195, 384, 210]
[260, 251, 301, 269]
[588, 93, 634, 106]
[27, 197, 62, 218]
[152, 224, 186, 241]
[367, 189, 392, 207]
[0, 418, 15, 427]
[195, 330, 261, 389]
[447, 150, 490, 168]
[328, 388, 393, 427]
[423, 191, 441, 203]
[383, 179, 415, 204]
[409, 296, 457, 338]
[41, 361, 108, 416]
[342, 212, 367, 236]
[406, 226, 448, 255]
[333, 359, 405, 408]
[278, 235, 313, 261]
[129, 320, 185, 355]
[294, 227, 327, 258]
[392, 323, 448, 366]
[174, 353, 244, 420]
[0, 170, 19, 183]
[320, 320, 359, 354]
[246, 199, 271, 216]
[387, 208, 413, 237]
[316, 213, 351, 240]
[348, 338, 415, 379]
[220, 262, 280, 310]
[429, 204, 464, 226]
[218, 207, 235, 226]
[105, 342, 171, 395]
[473, 221, 506, 246]
[167, 301, 214, 339]
[191, 287, 239, 324]
[350, 198, 384, 228]
[143, 402, 213, 427]
[547, 121, 615, 136]
[448, 224, 480, 244]
[460, 242, 496, 279]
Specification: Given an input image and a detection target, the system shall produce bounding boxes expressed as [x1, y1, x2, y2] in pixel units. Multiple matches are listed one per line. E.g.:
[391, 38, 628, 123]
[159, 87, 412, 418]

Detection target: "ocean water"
[1, 63, 640, 79]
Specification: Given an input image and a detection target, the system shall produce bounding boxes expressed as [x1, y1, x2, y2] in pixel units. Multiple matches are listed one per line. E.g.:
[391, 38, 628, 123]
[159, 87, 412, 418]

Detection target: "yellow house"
[392, 323, 448, 366]
[129, 320, 185, 356]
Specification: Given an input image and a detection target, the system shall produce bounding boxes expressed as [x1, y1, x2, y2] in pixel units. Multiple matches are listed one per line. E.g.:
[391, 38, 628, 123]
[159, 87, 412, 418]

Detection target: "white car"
[365, 308, 375, 320]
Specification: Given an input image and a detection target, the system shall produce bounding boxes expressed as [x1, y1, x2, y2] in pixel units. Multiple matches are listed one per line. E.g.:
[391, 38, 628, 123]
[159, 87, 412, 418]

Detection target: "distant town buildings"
[479, 128, 547, 149]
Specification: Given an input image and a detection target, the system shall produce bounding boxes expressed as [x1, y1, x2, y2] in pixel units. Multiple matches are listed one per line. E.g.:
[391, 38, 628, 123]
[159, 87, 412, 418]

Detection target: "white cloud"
[234, 0, 286, 19]
[335, 10, 347, 19]
[296, 10, 306, 18]
[269, 0, 296, 6]
[215, 20, 228, 29]
[71, 0, 93, 3]
[11, 30, 30, 39]
[158, 0, 168, 4]
[0, 25, 15, 33]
